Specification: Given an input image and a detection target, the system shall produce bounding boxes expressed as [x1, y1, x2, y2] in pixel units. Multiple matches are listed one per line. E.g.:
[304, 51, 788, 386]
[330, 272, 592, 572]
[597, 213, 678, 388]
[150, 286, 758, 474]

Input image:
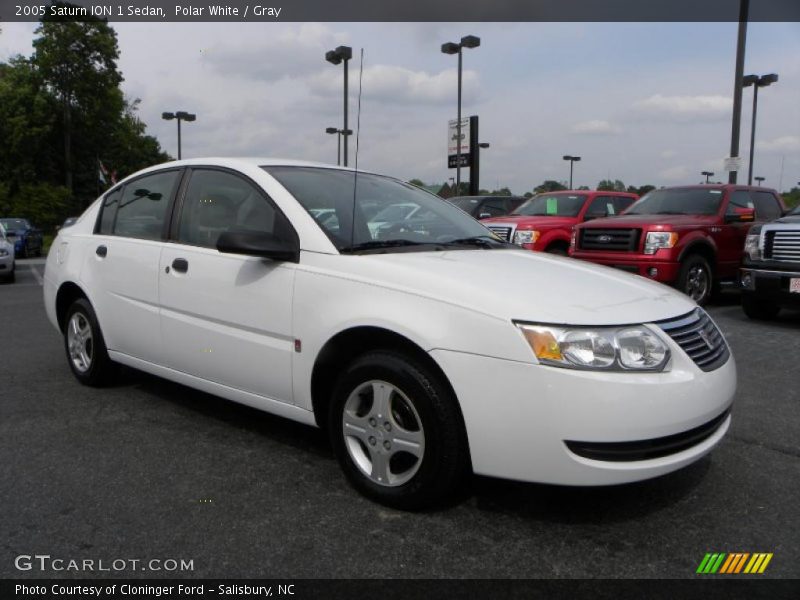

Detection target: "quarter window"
[114, 171, 180, 240]
[177, 169, 288, 248]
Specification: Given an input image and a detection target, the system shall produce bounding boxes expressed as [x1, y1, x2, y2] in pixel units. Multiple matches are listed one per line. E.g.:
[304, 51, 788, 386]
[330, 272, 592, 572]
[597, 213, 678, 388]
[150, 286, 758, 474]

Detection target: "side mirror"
[478, 212, 491, 219]
[217, 231, 299, 263]
[725, 207, 755, 223]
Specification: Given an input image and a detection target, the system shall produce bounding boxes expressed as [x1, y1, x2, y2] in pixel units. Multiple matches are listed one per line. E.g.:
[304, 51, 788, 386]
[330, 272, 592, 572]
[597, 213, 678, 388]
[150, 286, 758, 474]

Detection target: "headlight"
[744, 233, 761, 261]
[516, 323, 670, 371]
[0, 249, 7, 257]
[643, 231, 678, 255]
[513, 229, 540, 246]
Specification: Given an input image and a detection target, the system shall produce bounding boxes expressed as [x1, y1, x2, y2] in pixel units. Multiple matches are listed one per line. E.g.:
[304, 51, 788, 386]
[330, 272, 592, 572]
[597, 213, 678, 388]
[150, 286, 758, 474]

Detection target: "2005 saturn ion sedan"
[44, 158, 736, 509]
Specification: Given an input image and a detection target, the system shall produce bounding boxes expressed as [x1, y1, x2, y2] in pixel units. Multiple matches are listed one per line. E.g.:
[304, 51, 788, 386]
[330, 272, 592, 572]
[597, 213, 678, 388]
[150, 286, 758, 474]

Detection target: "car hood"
[340, 249, 695, 325]
[484, 215, 578, 229]
[578, 214, 719, 228]
[776, 214, 800, 225]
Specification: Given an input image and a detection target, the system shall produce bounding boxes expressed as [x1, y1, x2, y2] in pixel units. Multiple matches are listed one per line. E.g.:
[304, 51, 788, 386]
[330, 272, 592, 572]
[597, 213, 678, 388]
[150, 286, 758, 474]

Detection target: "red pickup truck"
[482, 191, 638, 255]
[570, 185, 786, 305]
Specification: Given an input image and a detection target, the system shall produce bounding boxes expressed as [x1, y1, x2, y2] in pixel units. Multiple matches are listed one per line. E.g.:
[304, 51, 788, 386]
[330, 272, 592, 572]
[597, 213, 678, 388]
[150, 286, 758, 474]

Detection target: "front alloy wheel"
[678, 255, 713, 305]
[330, 351, 469, 510]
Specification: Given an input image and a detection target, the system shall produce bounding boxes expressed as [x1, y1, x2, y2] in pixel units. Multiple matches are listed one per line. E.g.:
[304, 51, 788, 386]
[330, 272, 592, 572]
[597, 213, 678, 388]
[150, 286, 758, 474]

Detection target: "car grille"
[486, 224, 514, 242]
[655, 308, 729, 372]
[764, 229, 800, 262]
[565, 409, 730, 462]
[578, 228, 640, 251]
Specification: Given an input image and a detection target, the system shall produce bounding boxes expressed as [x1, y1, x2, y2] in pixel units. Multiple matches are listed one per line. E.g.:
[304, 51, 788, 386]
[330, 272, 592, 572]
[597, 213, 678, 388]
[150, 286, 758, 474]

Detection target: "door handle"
[96, 245, 107, 258]
[171, 258, 189, 274]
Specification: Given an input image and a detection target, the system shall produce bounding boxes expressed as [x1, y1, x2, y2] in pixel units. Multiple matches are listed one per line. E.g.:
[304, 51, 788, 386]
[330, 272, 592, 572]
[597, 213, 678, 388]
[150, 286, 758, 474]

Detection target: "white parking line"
[30, 265, 44, 286]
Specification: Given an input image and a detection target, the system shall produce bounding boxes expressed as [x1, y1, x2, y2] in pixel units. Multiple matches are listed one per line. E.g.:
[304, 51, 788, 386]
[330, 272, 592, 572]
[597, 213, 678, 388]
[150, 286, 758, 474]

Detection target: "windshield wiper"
[340, 239, 429, 253]
[441, 235, 512, 249]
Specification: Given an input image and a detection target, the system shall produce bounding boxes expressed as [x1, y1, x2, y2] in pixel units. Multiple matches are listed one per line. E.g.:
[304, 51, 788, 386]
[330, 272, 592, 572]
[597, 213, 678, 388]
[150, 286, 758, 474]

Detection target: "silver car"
[0, 224, 15, 283]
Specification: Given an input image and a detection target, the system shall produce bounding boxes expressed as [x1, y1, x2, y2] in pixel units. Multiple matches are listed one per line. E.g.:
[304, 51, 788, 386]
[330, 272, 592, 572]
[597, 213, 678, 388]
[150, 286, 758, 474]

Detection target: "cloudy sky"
[2, 21, 799, 192]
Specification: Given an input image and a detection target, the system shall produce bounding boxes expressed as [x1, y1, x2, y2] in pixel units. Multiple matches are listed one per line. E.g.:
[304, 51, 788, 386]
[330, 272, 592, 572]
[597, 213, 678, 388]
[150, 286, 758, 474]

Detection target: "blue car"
[0, 218, 44, 258]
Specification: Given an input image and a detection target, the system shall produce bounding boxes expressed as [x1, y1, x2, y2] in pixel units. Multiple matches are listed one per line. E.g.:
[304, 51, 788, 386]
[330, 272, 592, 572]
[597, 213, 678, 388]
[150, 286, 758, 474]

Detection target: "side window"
[751, 191, 782, 221]
[114, 171, 180, 240]
[614, 196, 636, 214]
[97, 188, 122, 234]
[725, 190, 753, 215]
[177, 169, 288, 248]
[481, 198, 507, 217]
[585, 196, 614, 218]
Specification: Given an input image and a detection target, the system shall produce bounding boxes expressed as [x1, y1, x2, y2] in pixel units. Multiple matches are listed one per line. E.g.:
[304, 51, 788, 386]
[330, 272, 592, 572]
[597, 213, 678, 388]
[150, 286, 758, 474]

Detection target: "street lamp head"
[563, 155, 581, 162]
[478, 143, 490, 149]
[325, 49, 342, 65]
[161, 112, 175, 120]
[341, 129, 353, 135]
[175, 111, 196, 121]
[742, 74, 759, 87]
[335, 46, 352, 61]
[441, 42, 460, 55]
[325, 127, 338, 134]
[758, 73, 778, 87]
[460, 35, 481, 48]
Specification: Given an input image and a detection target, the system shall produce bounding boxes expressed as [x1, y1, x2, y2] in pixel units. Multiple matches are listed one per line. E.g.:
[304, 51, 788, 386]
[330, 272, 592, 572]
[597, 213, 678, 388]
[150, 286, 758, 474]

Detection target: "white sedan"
[0, 223, 15, 283]
[44, 158, 735, 509]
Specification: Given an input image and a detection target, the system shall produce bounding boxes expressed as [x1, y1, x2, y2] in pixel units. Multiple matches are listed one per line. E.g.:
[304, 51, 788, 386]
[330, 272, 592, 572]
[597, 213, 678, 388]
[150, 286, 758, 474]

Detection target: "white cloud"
[571, 120, 621, 135]
[756, 135, 800, 154]
[633, 94, 731, 121]
[659, 165, 691, 181]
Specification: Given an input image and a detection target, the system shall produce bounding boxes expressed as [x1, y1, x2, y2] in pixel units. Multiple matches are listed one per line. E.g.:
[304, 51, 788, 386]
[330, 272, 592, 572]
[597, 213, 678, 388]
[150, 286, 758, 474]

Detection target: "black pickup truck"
[740, 204, 800, 319]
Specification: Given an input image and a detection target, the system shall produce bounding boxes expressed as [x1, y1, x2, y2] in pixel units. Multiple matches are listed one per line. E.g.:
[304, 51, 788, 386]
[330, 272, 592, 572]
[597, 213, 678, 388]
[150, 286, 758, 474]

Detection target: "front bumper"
[431, 337, 735, 485]
[740, 266, 800, 308]
[0, 253, 14, 273]
[569, 253, 680, 284]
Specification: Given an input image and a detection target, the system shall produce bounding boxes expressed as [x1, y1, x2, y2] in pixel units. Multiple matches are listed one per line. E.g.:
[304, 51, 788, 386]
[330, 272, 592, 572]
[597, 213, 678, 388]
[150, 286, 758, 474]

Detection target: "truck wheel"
[678, 255, 713, 305]
[545, 243, 568, 256]
[742, 295, 780, 320]
[329, 350, 469, 510]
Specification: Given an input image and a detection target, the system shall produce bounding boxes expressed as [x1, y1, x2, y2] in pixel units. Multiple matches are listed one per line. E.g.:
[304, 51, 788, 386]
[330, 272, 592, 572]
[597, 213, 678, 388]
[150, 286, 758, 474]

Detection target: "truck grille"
[655, 309, 729, 372]
[579, 228, 640, 251]
[486, 225, 514, 242]
[764, 230, 800, 262]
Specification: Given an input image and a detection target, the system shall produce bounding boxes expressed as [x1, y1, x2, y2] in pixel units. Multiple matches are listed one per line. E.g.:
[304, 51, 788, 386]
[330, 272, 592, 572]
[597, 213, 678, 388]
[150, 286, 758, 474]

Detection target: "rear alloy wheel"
[678, 255, 713, 306]
[330, 351, 469, 510]
[742, 294, 780, 320]
[64, 298, 115, 386]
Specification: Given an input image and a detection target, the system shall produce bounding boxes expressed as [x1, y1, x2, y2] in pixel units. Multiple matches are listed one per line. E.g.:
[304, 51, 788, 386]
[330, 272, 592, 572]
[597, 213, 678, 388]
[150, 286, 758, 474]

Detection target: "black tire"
[742, 294, 780, 320]
[63, 298, 115, 386]
[329, 351, 469, 510]
[677, 255, 713, 306]
[545, 244, 568, 256]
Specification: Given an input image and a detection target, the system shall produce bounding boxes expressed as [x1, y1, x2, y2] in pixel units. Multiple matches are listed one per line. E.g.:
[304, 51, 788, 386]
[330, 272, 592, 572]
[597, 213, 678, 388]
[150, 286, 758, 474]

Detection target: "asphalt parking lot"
[2, 258, 799, 579]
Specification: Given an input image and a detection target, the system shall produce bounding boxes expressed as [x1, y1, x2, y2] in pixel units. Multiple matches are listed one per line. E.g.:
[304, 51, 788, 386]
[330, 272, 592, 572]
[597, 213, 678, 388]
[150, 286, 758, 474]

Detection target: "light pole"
[325, 46, 353, 167]
[325, 127, 352, 166]
[727, 0, 750, 184]
[563, 155, 581, 189]
[162, 111, 196, 160]
[755, 176, 765, 186]
[702, 170, 714, 183]
[743, 73, 779, 185]
[442, 35, 480, 194]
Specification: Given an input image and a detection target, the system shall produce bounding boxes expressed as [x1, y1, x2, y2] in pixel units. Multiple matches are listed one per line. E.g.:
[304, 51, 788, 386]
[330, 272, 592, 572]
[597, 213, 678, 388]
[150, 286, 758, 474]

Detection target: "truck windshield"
[263, 166, 507, 253]
[625, 189, 723, 216]
[513, 194, 586, 217]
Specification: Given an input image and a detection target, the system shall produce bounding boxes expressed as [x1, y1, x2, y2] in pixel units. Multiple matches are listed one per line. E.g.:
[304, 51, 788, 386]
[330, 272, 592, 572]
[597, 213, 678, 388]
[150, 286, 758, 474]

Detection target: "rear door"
[82, 169, 182, 363]
[158, 167, 298, 405]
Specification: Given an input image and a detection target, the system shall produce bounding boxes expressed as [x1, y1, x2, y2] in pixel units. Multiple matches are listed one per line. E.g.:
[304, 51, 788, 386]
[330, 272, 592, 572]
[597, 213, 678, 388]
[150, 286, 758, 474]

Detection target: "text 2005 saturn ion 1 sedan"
[44, 158, 735, 509]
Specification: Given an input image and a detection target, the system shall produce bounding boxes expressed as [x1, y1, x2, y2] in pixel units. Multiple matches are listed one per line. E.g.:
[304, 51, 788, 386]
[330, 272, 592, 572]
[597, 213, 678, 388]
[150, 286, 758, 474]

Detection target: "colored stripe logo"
[696, 552, 773, 574]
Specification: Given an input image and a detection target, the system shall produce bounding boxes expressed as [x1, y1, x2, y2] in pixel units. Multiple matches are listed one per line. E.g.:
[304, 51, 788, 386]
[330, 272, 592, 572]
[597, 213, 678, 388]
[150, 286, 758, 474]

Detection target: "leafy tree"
[534, 180, 567, 194]
[523, 191, 534, 198]
[408, 178, 426, 187]
[489, 187, 512, 196]
[636, 184, 656, 197]
[577, 185, 590, 191]
[597, 179, 627, 192]
[782, 187, 800, 209]
[33, 3, 124, 193]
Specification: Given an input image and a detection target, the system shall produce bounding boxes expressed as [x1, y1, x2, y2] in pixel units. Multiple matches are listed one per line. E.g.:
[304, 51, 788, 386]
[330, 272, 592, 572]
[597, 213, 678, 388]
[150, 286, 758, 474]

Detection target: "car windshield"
[788, 205, 800, 216]
[513, 194, 586, 217]
[0, 218, 29, 231]
[625, 188, 723, 216]
[264, 166, 506, 253]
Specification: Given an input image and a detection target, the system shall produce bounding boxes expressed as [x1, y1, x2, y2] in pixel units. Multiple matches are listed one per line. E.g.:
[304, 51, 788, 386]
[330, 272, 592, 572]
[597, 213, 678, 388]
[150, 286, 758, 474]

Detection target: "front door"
[158, 168, 297, 405]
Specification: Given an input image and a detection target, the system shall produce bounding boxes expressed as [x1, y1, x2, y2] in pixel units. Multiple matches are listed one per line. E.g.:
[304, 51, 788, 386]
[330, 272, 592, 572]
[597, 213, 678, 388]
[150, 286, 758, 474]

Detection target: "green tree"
[534, 180, 567, 194]
[408, 178, 426, 187]
[33, 4, 124, 193]
[782, 187, 800, 209]
[597, 179, 626, 192]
